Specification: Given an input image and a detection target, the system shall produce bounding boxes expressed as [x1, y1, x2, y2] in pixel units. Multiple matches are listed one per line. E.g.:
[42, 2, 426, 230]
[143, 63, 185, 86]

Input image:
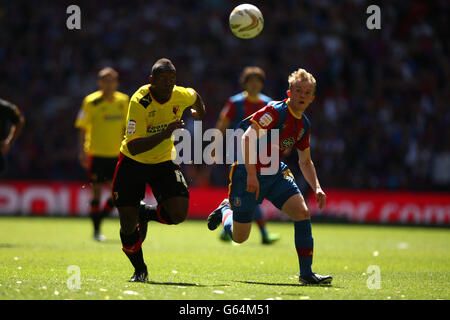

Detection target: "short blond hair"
[288, 68, 316, 88]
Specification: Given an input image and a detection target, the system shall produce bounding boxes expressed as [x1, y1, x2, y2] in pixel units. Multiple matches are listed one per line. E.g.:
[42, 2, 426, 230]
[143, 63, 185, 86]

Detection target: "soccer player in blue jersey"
[208, 68, 332, 285]
[215, 66, 280, 245]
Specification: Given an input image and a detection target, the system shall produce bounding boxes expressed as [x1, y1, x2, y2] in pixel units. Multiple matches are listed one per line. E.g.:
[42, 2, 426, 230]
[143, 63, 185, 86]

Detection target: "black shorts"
[111, 153, 189, 207]
[87, 156, 118, 183]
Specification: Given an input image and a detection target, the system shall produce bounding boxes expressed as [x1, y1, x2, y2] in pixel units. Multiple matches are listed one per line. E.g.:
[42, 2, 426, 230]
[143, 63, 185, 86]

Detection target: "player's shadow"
[143, 281, 229, 287]
[234, 280, 333, 288]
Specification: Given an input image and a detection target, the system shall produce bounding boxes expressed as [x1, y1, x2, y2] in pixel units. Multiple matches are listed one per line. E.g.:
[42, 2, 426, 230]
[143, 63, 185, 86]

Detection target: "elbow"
[17, 116, 25, 130]
[299, 158, 313, 167]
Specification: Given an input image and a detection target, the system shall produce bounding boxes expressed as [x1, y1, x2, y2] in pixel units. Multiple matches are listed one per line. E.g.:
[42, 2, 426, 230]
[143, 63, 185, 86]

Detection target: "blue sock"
[221, 205, 233, 239]
[294, 220, 314, 276]
[253, 206, 267, 238]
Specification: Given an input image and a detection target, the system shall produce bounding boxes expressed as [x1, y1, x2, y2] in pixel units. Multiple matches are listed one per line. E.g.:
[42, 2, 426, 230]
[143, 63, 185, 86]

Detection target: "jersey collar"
[286, 99, 303, 119]
[148, 85, 173, 105]
[243, 91, 261, 103]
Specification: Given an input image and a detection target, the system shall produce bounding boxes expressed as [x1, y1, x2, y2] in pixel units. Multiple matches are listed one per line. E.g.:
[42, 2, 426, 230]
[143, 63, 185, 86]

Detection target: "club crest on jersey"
[258, 112, 273, 127]
[127, 119, 136, 135]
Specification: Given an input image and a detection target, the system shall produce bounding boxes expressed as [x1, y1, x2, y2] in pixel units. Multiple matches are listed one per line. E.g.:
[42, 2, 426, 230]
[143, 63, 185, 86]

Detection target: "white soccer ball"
[229, 4, 264, 39]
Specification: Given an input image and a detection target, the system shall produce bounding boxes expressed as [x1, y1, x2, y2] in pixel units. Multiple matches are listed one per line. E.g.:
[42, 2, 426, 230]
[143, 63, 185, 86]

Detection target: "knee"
[232, 233, 249, 244]
[164, 205, 188, 225]
[170, 210, 188, 225]
[294, 207, 310, 221]
[163, 198, 189, 225]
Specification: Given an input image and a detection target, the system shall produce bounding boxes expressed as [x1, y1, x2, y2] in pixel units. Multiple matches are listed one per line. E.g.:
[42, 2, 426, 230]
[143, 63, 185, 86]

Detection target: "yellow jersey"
[120, 84, 197, 164]
[75, 90, 129, 157]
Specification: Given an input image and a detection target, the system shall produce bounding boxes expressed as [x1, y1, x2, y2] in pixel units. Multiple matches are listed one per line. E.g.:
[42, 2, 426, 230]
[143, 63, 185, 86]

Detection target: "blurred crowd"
[0, 0, 448, 191]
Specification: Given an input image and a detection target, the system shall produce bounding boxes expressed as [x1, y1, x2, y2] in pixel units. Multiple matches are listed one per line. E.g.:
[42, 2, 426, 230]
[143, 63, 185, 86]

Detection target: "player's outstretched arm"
[242, 123, 266, 199]
[190, 92, 206, 119]
[297, 148, 326, 209]
[76, 129, 88, 168]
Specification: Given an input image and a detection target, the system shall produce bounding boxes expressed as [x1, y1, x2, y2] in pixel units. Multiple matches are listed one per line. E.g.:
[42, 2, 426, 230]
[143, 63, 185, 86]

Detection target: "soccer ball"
[229, 4, 264, 39]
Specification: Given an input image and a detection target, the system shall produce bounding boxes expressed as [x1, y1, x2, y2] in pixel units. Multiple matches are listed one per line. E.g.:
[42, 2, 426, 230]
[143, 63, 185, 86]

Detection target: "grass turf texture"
[0, 217, 448, 300]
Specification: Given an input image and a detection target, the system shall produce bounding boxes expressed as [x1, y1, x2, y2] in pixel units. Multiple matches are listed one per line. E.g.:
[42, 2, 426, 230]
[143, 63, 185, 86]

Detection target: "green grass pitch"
[0, 216, 448, 300]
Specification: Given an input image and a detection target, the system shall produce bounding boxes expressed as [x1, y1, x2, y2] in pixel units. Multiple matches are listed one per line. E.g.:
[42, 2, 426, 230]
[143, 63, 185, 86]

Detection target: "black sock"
[89, 200, 101, 233]
[120, 228, 146, 271]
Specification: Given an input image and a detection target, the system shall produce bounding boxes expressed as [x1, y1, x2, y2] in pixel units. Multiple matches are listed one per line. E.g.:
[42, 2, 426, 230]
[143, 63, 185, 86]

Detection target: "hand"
[246, 174, 260, 200]
[211, 148, 218, 165]
[164, 120, 185, 138]
[190, 108, 201, 119]
[0, 140, 11, 154]
[315, 188, 326, 210]
[78, 151, 88, 169]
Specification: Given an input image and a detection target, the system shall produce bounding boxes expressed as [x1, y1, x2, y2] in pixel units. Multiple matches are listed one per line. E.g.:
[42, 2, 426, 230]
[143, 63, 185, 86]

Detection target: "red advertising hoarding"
[0, 180, 448, 225]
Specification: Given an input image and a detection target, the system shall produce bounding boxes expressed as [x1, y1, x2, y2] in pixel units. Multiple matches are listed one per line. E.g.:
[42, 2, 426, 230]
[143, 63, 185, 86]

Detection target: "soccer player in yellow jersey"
[112, 58, 206, 282]
[75, 67, 129, 242]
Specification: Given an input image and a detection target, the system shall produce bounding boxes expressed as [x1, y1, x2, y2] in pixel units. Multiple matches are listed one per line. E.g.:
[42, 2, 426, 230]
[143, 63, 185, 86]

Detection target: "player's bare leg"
[281, 194, 332, 285]
[207, 198, 252, 243]
[162, 196, 189, 224]
[139, 196, 188, 225]
[137, 196, 189, 242]
[229, 221, 252, 243]
[219, 206, 280, 244]
[100, 181, 115, 218]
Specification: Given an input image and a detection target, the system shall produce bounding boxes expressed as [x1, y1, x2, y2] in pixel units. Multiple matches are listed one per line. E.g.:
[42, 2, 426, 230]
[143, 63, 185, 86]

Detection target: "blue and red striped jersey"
[220, 92, 272, 129]
[237, 99, 311, 171]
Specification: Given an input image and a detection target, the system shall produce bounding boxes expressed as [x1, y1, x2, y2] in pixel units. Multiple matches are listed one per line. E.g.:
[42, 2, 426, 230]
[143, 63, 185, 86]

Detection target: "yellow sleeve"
[125, 100, 147, 141]
[180, 87, 198, 107]
[74, 98, 90, 129]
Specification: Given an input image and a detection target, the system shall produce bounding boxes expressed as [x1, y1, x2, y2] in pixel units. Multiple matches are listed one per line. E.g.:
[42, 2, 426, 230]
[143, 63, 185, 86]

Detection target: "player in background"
[112, 58, 206, 282]
[0, 98, 25, 174]
[215, 66, 280, 244]
[75, 68, 129, 242]
[207, 68, 332, 285]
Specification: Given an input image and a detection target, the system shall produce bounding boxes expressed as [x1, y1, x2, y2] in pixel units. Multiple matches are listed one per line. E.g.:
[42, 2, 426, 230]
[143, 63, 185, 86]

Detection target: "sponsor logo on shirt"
[147, 123, 169, 134]
[258, 112, 273, 127]
[103, 114, 123, 120]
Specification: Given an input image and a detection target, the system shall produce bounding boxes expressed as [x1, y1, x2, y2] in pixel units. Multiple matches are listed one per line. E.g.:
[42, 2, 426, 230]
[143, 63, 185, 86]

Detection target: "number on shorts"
[175, 170, 187, 187]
